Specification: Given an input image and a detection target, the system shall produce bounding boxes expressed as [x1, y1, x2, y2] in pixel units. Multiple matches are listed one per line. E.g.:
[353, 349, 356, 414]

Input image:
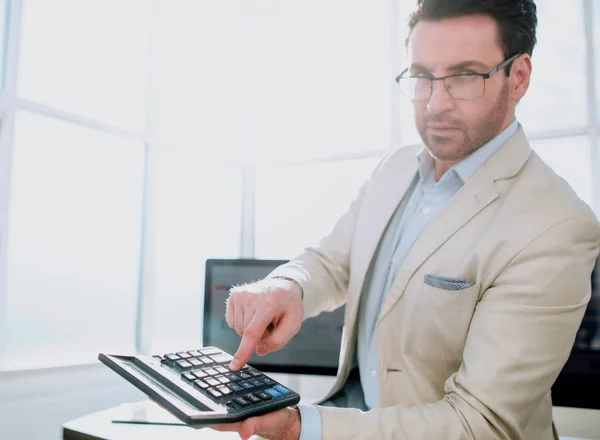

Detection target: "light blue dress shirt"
[298, 120, 519, 440]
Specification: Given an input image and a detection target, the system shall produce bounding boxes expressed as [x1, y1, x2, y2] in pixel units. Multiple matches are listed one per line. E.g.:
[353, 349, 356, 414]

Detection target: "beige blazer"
[270, 127, 600, 439]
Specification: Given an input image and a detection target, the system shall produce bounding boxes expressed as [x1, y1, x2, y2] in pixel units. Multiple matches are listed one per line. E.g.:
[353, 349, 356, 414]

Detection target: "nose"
[426, 79, 454, 115]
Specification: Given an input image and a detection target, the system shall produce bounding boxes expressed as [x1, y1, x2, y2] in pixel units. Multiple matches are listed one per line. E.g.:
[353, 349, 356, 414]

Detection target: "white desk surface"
[63, 400, 242, 440]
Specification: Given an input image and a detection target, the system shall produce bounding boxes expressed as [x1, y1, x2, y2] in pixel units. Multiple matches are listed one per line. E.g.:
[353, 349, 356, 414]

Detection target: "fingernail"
[257, 344, 267, 355]
[229, 359, 240, 370]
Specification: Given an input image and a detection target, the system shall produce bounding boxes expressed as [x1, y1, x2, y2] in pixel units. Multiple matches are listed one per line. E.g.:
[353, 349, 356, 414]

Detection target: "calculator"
[98, 346, 301, 428]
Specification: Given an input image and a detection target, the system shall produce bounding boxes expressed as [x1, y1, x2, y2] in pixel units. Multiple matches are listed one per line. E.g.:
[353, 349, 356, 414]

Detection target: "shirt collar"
[417, 119, 519, 184]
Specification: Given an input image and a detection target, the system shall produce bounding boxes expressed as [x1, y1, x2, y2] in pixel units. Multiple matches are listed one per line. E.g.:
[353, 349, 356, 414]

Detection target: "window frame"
[0, 0, 598, 372]
[0, 0, 154, 370]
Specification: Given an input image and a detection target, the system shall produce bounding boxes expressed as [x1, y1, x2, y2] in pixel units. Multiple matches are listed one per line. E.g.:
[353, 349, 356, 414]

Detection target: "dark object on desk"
[203, 258, 344, 376]
[552, 256, 600, 409]
[98, 347, 300, 428]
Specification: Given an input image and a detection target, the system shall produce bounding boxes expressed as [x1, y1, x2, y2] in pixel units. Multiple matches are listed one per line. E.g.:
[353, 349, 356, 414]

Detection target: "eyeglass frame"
[395, 53, 521, 101]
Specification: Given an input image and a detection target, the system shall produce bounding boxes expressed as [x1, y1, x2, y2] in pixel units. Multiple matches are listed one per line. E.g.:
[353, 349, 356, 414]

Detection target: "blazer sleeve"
[315, 214, 600, 440]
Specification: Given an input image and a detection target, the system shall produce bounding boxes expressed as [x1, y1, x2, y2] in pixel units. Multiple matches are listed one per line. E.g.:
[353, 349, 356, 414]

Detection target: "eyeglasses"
[395, 53, 521, 101]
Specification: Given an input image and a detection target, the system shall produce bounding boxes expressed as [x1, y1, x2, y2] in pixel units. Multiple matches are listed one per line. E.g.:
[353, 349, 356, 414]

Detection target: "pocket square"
[424, 274, 474, 291]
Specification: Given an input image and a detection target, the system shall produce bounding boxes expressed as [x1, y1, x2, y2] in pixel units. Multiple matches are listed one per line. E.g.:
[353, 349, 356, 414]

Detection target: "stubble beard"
[417, 82, 510, 162]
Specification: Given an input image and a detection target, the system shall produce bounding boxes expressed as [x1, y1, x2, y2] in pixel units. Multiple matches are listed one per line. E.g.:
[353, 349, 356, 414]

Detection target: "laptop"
[203, 258, 344, 375]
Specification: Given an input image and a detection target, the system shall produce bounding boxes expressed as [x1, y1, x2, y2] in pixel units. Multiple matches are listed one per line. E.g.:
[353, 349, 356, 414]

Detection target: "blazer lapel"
[343, 148, 420, 336]
[378, 127, 532, 321]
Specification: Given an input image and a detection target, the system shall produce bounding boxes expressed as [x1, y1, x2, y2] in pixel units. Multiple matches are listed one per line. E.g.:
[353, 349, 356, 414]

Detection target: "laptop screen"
[203, 259, 344, 375]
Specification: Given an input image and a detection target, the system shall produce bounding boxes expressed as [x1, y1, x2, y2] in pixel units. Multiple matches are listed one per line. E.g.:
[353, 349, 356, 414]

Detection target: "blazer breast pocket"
[421, 274, 480, 306]
[424, 274, 474, 291]
[404, 276, 481, 368]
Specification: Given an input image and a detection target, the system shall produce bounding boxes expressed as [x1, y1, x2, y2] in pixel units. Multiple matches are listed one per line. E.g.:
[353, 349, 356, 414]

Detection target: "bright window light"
[17, 0, 151, 131]
[4, 111, 145, 370]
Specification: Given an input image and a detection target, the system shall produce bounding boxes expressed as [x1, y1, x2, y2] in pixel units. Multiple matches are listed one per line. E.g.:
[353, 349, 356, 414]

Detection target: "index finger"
[229, 311, 273, 370]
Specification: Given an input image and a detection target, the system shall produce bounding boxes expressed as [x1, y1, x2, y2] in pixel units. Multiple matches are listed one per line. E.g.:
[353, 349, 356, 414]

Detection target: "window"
[593, 0, 600, 123]
[153, 0, 392, 164]
[0, 0, 153, 371]
[149, 150, 242, 353]
[0, 0, 599, 373]
[517, 0, 588, 132]
[241, 0, 394, 255]
[17, 0, 150, 131]
[255, 158, 380, 259]
[531, 136, 594, 208]
[0, 0, 7, 88]
[4, 111, 145, 370]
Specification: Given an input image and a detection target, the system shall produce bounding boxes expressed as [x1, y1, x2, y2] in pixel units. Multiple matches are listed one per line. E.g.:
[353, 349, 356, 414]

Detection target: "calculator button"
[264, 388, 282, 399]
[177, 352, 192, 359]
[226, 373, 242, 381]
[206, 378, 221, 387]
[229, 383, 244, 392]
[239, 372, 252, 380]
[200, 348, 221, 356]
[245, 368, 261, 377]
[208, 388, 222, 398]
[245, 393, 261, 404]
[152, 355, 163, 361]
[215, 366, 228, 374]
[193, 371, 208, 379]
[273, 384, 291, 395]
[261, 377, 275, 385]
[210, 352, 233, 363]
[255, 391, 272, 401]
[215, 375, 230, 384]
[194, 380, 209, 390]
[239, 381, 254, 389]
[165, 353, 180, 361]
[217, 385, 232, 395]
[175, 360, 193, 370]
[200, 357, 214, 365]
[234, 397, 251, 407]
[189, 358, 203, 367]
[182, 372, 196, 382]
[249, 378, 263, 387]
[203, 368, 218, 376]
[187, 350, 202, 357]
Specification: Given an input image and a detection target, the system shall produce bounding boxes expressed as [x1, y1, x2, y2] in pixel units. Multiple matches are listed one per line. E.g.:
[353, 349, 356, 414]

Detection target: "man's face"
[408, 14, 514, 161]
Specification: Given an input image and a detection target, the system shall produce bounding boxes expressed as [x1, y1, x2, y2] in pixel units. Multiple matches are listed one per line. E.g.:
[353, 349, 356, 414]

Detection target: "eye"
[460, 70, 478, 76]
[413, 71, 433, 78]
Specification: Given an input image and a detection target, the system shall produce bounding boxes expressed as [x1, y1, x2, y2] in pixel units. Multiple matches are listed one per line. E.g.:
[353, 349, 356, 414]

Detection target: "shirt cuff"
[297, 404, 322, 440]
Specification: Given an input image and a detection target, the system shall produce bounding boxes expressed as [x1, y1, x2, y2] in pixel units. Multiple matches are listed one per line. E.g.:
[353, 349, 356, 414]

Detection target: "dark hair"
[406, 0, 538, 75]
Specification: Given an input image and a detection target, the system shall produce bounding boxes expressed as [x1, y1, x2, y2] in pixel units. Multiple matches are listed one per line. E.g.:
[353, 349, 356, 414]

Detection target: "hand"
[226, 278, 303, 371]
[211, 407, 301, 440]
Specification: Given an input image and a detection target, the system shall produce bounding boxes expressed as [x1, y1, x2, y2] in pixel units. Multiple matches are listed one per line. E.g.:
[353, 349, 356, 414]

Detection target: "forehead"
[408, 14, 504, 69]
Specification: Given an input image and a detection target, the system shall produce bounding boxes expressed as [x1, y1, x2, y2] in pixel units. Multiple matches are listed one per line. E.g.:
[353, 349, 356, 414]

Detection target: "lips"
[427, 124, 459, 130]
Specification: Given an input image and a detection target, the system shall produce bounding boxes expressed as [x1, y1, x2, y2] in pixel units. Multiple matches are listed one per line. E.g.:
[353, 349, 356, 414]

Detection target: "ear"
[509, 54, 532, 102]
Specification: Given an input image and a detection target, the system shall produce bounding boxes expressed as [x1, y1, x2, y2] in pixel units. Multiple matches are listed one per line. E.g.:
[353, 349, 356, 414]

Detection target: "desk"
[63, 400, 597, 440]
[63, 400, 240, 440]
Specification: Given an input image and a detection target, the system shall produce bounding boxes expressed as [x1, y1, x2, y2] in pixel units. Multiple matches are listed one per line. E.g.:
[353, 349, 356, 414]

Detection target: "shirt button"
[422, 207, 431, 215]
[370, 369, 378, 378]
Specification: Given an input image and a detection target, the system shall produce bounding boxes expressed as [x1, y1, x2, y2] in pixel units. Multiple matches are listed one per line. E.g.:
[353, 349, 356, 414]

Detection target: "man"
[214, 0, 600, 438]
